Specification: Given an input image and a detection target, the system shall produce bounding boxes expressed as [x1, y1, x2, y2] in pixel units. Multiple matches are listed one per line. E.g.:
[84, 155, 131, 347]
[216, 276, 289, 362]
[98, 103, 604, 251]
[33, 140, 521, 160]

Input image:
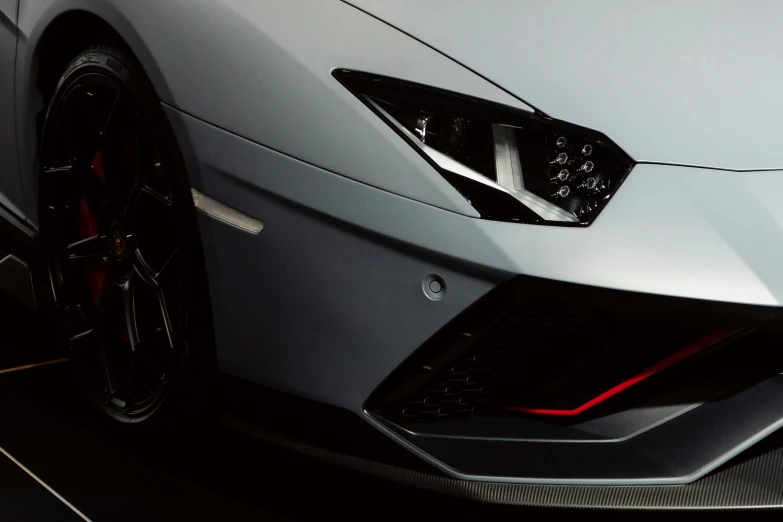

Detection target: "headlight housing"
[334, 70, 635, 226]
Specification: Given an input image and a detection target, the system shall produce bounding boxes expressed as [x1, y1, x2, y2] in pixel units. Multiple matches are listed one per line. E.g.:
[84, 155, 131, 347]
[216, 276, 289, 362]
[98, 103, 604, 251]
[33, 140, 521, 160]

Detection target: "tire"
[38, 44, 216, 425]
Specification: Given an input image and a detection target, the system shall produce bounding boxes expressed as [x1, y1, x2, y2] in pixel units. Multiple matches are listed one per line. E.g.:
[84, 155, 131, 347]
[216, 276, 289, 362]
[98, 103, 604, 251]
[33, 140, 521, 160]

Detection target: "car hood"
[348, 0, 783, 170]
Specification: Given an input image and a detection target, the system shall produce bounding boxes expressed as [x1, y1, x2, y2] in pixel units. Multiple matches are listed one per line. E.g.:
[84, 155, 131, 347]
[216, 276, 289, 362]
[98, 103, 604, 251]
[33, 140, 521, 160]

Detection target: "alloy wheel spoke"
[68, 327, 96, 365]
[140, 185, 172, 208]
[82, 89, 120, 138]
[44, 164, 107, 219]
[62, 303, 91, 349]
[122, 279, 139, 412]
[122, 279, 140, 351]
[66, 234, 106, 261]
[44, 165, 74, 176]
[156, 249, 180, 282]
[69, 328, 94, 343]
[94, 271, 118, 396]
[132, 248, 179, 289]
[99, 348, 115, 399]
[157, 290, 175, 352]
[132, 249, 159, 288]
[124, 178, 145, 215]
[48, 262, 65, 306]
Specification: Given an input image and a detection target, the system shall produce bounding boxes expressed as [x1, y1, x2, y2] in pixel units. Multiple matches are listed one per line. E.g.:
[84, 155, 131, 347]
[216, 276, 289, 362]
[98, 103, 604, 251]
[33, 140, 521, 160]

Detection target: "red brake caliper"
[81, 150, 106, 304]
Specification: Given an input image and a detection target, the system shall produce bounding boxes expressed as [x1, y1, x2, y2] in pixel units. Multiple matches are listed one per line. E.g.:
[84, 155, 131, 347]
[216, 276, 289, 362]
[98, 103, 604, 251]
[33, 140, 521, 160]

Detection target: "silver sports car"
[3, 0, 783, 509]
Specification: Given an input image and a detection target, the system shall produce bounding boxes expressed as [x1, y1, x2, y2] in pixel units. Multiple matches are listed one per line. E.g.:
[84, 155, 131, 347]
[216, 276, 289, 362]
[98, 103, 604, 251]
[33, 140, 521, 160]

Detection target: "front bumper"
[166, 104, 783, 501]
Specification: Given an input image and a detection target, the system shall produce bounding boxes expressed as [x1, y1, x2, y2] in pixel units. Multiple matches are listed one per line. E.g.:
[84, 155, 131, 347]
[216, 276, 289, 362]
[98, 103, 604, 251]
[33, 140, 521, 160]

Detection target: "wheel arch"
[15, 2, 174, 229]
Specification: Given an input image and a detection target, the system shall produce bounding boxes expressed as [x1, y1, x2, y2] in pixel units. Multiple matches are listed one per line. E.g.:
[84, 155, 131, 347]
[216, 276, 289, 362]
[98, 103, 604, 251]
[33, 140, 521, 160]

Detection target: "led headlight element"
[335, 70, 635, 225]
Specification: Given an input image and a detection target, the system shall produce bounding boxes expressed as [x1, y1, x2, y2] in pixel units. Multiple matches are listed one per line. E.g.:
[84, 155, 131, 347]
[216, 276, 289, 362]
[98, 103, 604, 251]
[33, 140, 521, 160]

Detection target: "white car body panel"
[171, 107, 783, 311]
[349, 0, 783, 170]
[8, 0, 783, 309]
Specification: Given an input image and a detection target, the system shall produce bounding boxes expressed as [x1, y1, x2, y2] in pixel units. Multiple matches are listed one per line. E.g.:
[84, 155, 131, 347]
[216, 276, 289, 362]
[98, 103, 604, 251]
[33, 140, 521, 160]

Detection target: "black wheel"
[38, 45, 215, 424]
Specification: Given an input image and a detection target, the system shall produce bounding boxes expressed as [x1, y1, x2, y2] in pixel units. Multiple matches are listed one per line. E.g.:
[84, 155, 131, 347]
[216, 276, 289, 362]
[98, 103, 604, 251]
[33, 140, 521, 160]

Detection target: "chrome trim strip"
[191, 189, 264, 234]
[492, 124, 524, 191]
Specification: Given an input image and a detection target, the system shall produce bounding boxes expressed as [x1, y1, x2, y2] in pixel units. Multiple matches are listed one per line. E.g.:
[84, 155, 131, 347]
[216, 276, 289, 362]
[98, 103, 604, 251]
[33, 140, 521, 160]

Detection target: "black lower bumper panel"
[225, 413, 783, 509]
[367, 275, 783, 483]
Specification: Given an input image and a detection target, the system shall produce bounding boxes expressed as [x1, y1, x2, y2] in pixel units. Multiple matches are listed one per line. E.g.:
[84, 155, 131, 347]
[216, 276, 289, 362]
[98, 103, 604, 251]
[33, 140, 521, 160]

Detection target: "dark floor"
[0, 296, 570, 521]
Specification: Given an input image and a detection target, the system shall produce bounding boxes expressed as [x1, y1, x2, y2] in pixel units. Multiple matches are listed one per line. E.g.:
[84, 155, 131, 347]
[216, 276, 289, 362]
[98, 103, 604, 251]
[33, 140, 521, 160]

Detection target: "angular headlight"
[335, 70, 634, 225]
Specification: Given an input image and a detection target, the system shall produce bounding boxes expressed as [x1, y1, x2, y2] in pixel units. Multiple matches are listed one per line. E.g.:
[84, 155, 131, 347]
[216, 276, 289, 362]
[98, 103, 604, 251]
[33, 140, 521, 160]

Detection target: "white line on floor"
[0, 358, 69, 375]
[0, 357, 90, 519]
[0, 445, 92, 521]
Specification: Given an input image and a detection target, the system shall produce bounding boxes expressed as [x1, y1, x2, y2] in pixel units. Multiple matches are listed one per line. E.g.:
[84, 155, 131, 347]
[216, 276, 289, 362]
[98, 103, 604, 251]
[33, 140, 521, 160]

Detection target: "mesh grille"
[384, 295, 607, 423]
[369, 275, 761, 427]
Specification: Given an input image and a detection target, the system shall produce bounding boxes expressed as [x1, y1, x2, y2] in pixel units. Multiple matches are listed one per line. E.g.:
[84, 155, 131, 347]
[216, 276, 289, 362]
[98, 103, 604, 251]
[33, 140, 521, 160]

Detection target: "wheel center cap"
[113, 229, 125, 255]
[109, 218, 129, 257]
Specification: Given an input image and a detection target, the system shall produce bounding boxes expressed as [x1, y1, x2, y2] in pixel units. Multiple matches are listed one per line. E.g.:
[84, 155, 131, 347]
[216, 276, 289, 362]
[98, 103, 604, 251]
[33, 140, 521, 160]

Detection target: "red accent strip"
[506, 330, 733, 417]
